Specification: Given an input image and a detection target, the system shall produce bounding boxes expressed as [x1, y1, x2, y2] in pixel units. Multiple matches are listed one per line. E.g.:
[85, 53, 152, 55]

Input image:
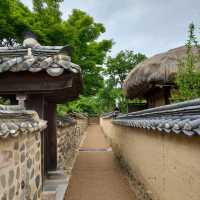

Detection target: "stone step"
[42, 170, 70, 200]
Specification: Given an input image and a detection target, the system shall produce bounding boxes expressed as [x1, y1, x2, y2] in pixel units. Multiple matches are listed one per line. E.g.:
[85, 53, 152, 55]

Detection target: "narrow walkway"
[65, 124, 136, 200]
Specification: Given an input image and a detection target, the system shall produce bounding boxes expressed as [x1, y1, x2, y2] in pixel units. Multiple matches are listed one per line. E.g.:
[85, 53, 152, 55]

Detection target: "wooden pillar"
[25, 94, 47, 182]
[26, 94, 45, 117]
[45, 102, 57, 171]
[26, 95, 58, 172]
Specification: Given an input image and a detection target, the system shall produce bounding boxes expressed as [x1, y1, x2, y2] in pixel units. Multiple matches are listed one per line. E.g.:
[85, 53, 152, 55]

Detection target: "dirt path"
[65, 124, 136, 200]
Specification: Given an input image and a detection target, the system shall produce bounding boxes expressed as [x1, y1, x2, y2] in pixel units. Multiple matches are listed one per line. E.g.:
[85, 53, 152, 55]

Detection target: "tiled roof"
[0, 45, 81, 77]
[0, 105, 47, 138]
[112, 99, 200, 136]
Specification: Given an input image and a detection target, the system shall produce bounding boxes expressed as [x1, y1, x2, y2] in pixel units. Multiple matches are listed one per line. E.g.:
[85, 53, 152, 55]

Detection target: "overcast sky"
[21, 0, 200, 57]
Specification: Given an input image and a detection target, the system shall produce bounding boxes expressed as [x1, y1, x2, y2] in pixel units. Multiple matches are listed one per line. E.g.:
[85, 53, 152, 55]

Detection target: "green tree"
[105, 50, 146, 88]
[0, 0, 32, 46]
[65, 9, 113, 95]
[33, 0, 63, 25]
[57, 95, 101, 116]
[100, 50, 146, 112]
[173, 23, 200, 101]
[96, 80, 119, 112]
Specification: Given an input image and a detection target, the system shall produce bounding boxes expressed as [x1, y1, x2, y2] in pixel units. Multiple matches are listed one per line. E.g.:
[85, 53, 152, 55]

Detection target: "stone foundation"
[0, 131, 42, 200]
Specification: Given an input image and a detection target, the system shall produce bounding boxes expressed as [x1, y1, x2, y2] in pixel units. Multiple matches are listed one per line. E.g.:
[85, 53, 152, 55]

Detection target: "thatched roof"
[124, 46, 200, 98]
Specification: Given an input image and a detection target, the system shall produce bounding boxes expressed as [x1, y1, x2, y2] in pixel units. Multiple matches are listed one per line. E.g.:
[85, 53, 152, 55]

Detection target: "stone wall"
[0, 131, 42, 200]
[0, 106, 46, 200]
[57, 116, 88, 171]
[100, 118, 200, 200]
[77, 118, 89, 132]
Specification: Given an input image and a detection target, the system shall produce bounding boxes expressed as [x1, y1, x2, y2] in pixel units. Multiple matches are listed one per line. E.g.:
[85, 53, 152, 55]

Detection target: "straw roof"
[124, 46, 200, 98]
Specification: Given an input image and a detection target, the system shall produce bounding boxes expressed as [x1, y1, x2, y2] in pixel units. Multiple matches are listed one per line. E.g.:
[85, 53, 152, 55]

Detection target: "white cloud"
[21, 0, 200, 57]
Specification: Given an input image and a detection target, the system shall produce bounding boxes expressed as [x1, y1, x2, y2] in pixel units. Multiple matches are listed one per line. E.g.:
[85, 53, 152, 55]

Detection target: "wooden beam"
[0, 71, 73, 94]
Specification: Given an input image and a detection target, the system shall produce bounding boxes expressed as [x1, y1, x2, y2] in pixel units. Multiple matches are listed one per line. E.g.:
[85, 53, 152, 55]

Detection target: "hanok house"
[124, 46, 199, 108]
[0, 37, 82, 199]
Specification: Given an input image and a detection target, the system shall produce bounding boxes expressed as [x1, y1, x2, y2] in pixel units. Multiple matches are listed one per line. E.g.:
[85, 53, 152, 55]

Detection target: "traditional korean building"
[124, 46, 199, 107]
[0, 37, 83, 199]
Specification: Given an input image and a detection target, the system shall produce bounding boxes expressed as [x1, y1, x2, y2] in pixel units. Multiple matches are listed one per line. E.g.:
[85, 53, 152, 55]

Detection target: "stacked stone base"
[0, 132, 42, 200]
[57, 117, 88, 172]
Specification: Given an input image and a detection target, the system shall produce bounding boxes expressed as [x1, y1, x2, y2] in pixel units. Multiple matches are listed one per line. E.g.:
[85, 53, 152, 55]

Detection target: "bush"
[57, 96, 101, 116]
[172, 23, 200, 101]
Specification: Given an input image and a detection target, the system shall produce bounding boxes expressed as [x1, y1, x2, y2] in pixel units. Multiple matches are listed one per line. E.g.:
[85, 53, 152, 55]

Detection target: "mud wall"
[100, 118, 200, 200]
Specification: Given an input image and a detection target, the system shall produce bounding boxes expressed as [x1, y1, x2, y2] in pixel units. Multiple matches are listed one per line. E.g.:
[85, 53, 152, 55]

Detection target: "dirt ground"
[65, 124, 136, 200]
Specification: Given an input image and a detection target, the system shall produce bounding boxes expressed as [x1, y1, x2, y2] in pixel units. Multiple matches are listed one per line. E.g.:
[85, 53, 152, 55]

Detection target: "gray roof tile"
[0, 45, 81, 76]
[0, 105, 47, 139]
[112, 99, 200, 136]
